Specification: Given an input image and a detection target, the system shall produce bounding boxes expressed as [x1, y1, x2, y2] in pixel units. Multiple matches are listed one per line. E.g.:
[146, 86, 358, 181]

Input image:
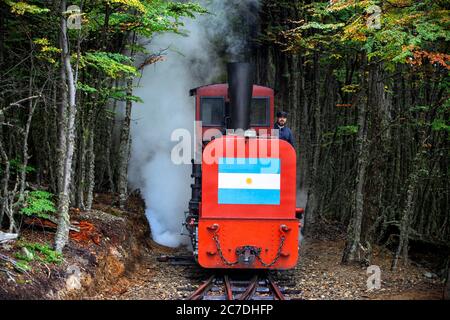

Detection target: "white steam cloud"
[129, 0, 261, 247]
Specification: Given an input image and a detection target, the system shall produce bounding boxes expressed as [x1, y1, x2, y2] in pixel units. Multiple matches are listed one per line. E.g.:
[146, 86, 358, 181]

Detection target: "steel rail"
[187, 275, 214, 300]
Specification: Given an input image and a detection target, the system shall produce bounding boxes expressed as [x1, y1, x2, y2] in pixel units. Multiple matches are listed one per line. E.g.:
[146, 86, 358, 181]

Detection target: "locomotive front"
[185, 63, 301, 269]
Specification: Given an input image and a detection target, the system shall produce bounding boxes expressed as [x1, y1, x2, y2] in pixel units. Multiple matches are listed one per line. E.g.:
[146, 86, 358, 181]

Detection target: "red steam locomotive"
[184, 63, 302, 270]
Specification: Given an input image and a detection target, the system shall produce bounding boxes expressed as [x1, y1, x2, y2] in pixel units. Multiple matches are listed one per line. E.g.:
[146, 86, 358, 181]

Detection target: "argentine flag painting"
[218, 158, 281, 205]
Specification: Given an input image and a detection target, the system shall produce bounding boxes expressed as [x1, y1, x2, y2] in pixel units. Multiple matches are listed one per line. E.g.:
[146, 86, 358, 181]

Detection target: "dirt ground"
[0, 193, 150, 299]
[84, 238, 444, 300]
[0, 193, 445, 300]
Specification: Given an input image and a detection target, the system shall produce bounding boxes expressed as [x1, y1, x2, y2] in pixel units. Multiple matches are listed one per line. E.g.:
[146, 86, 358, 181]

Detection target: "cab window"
[250, 97, 270, 126]
[201, 97, 225, 126]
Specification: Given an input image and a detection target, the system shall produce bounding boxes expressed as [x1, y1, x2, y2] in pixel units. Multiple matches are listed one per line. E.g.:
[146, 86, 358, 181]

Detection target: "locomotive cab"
[185, 63, 300, 270]
[190, 84, 274, 141]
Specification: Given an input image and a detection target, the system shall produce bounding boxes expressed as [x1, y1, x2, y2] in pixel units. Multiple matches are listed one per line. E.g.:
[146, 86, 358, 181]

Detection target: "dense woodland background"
[0, 0, 449, 272]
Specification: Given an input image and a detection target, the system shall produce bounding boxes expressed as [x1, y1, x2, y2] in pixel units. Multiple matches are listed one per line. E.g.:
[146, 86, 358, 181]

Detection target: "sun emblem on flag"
[246, 177, 252, 185]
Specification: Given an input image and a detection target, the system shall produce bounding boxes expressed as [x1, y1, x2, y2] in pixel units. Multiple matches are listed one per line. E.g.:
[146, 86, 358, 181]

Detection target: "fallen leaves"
[70, 221, 101, 245]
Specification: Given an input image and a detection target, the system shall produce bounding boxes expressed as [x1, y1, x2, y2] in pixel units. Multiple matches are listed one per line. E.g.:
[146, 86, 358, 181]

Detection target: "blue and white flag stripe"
[218, 158, 280, 174]
[218, 189, 280, 205]
[218, 157, 280, 205]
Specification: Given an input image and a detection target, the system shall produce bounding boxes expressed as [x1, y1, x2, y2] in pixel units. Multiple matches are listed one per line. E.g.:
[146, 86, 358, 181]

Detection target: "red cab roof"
[190, 84, 274, 97]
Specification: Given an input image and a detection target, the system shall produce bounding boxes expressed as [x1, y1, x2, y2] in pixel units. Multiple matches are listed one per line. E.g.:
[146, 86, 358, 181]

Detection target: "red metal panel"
[198, 218, 299, 269]
[196, 84, 273, 97]
[201, 136, 296, 219]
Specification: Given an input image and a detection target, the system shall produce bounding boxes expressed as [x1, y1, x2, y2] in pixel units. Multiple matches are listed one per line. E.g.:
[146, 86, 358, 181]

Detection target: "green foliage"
[125, 43, 149, 55]
[84, 52, 139, 79]
[341, 84, 359, 93]
[16, 241, 63, 266]
[109, 0, 147, 13]
[14, 252, 33, 262]
[299, 21, 345, 31]
[333, 0, 449, 69]
[337, 125, 359, 136]
[9, 159, 35, 174]
[85, 0, 207, 37]
[431, 118, 450, 132]
[77, 82, 98, 94]
[409, 105, 431, 112]
[5, 0, 49, 15]
[20, 190, 56, 219]
[3, 0, 206, 111]
[410, 101, 450, 132]
[24, 242, 62, 264]
[14, 260, 31, 272]
[33, 38, 61, 64]
[109, 90, 144, 103]
[279, 0, 450, 71]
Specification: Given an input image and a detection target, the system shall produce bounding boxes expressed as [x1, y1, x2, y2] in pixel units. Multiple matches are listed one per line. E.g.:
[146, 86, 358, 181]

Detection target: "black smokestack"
[227, 62, 253, 131]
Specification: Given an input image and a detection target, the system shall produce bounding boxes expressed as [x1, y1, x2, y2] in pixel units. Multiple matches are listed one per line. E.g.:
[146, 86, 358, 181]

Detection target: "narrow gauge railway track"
[187, 272, 288, 300]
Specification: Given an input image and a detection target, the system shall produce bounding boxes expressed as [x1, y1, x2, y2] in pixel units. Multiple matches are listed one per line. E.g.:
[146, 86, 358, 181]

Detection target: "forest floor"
[85, 236, 444, 300]
[0, 193, 445, 300]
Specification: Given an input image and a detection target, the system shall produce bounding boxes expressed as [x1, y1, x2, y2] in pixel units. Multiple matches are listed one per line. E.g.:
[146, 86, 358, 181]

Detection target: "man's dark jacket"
[274, 123, 295, 147]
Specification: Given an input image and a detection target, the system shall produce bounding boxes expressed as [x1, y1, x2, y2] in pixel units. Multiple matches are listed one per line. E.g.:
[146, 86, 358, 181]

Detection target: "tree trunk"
[304, 52, 321, 231]
[75, 119, 86, 210]
[0, 5, 4, 66]
[57, 47, 68, 195]
[106, 100, 117, 192]
[85, 117, 95, 210]
[18, 68, 37, 204]
[444, 257, 450, 300]
[54, 0, 78, 253]
[342, 104, 369, 264]
[342, 58, 370, 264]
[117, 78, 133, 209]
[392, 142, 425, 270]
[0, 139, 10, 227]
